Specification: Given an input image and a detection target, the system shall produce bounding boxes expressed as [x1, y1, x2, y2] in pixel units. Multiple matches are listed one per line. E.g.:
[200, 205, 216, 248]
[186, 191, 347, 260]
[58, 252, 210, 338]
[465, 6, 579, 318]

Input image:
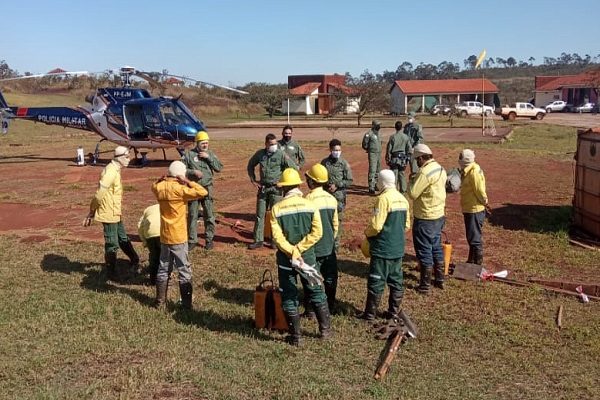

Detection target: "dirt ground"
[0, 120, 576, 276]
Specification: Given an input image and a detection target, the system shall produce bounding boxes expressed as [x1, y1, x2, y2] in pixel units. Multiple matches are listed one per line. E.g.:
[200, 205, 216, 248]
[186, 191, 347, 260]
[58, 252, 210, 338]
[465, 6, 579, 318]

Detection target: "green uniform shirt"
[364, 129, 383, 153]
[247, 149, 297, 185]
[385, 130, 412, 164]
[321, 155, 353, 190]
[305, 187, 339, 257]
[404, 123, 424, 146]
[270, 190, 322, 267]
[365, 188, 410, 259]
[278, 138, 305, 168]
[182, 148, 223, 187]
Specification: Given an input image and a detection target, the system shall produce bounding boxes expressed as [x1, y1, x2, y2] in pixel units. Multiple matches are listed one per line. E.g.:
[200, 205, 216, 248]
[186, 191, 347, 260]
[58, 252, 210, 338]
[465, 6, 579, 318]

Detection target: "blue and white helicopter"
[0, 66, 247, 163]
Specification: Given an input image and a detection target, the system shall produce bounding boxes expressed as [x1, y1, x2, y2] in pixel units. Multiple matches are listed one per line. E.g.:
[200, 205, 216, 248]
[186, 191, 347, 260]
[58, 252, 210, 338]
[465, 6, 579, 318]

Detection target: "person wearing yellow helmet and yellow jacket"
[181, 131, 223, 250]
[84, 146, 139, 281]
[357, 169, 410, 322]
[305, 164, 339, 314]
[270, 168, 328, 346]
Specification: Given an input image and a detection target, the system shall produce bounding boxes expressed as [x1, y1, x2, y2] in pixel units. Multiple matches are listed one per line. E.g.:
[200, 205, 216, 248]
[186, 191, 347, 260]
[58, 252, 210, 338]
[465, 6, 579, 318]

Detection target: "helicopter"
[0, 66, 248, 164]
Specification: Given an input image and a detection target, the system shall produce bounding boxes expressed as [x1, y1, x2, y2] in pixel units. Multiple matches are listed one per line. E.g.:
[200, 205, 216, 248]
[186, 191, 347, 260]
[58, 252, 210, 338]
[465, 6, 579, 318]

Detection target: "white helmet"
[114, 146, 129, 157]
[413, 144, 433, 158]
[168, 160, 186, 177]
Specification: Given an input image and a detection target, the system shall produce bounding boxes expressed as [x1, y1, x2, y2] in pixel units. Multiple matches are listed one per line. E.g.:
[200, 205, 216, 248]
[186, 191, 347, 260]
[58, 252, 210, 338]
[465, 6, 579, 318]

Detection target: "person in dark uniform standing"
[321, 139, 353, 249]
[182, 131, 223, 250]
[247, 133, 297, 249]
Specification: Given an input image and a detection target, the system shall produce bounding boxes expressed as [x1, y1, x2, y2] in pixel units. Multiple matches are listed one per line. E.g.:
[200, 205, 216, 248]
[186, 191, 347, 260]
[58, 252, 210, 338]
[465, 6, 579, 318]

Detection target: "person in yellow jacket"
[407, 144, 447, 294]
[459, 149, 489, 265]
[138, 204, 161, 285]
[83, 146, 139, 281]
[270, 168, 327, 345]
[305, 164, 339, 314]
[151, 161, 208, 310]
[357, 170, 411, 321]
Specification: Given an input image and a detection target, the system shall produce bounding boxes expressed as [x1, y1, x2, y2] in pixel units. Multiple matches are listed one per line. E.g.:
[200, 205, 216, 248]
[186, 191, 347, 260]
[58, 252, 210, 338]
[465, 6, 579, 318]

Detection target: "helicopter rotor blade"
[0, 71, 90, 82]
[157, 73, 249, 95]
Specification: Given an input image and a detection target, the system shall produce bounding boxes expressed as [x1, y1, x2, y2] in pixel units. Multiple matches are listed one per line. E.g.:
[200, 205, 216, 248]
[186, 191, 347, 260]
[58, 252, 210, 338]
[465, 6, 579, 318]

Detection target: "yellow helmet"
[305, 163, 329, 184]
[195, 131, 209, 142]
[277, 168, 303, 187]
[361, 239, 371, 258]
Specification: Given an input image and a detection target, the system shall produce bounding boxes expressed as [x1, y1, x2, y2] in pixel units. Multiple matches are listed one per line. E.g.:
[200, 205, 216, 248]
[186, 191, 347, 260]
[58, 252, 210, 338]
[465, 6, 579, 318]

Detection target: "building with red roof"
[534, 69, 599, 108]
[390, 78, 499, 115]
[285, 74, 359, 115]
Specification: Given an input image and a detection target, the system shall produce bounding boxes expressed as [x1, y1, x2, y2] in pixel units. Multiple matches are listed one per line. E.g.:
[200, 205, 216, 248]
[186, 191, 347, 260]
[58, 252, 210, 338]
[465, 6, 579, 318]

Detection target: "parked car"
[430, 104, 452, 116]
[575, 102, 597, 113]
[454, 101, 494, 117]
[544, 100, 567, 113]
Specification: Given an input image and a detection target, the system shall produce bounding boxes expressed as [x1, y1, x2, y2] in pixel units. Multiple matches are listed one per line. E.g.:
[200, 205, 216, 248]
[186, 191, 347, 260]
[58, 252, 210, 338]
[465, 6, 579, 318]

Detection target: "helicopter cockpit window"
[160, 102, 193, 126]
[176, 100, 202, 125]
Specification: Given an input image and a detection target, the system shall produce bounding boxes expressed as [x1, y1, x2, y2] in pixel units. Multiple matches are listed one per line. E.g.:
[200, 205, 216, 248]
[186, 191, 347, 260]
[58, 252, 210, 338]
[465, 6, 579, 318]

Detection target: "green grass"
[1, 107, 599, 398]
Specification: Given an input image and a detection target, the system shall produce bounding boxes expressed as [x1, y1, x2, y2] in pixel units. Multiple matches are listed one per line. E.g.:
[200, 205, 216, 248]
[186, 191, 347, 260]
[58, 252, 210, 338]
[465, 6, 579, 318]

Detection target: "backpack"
[361, 133, 370, 151]
[446, 168, 461, 193]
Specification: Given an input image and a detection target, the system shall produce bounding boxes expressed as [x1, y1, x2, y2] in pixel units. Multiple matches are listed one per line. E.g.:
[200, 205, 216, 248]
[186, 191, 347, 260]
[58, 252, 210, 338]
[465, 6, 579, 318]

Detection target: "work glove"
[82, 211, 94, 227]
[291, 258, 323, 286]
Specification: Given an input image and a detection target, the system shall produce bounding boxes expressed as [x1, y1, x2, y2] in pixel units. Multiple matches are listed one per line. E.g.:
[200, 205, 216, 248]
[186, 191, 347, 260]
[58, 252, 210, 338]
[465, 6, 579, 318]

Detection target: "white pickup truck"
[496, 102, 546, 121]
[455, 101, 494, 117]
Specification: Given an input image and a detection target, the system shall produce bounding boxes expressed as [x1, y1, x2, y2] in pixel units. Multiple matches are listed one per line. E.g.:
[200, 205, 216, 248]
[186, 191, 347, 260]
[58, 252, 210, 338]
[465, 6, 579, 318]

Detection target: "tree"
[240, 82, 287, 118]
[495, 57, 506, 68]
[0, 60, 16, 79]
[484, 58, 495, 68]
[414, 63, 438, 80]
[506, 57, 517, 67]
[347, 70, 389, 126]
[464, 55, 477, 70]
[437, 61, 460, 77]
[528, 56, 536, 65]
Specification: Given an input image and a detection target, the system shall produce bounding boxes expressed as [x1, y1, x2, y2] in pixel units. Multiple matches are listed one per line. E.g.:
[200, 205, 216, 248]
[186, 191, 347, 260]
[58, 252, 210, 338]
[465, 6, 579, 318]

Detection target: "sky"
[1, 0, 599, 87]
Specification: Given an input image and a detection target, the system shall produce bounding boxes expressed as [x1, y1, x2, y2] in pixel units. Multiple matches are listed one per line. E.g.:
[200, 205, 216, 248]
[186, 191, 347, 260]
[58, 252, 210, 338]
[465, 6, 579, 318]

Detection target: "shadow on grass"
[40, 253, 277, 341]
[488, 203, 572, 233]
[171, 308, 274, 341]
[203, 279, 254, 305]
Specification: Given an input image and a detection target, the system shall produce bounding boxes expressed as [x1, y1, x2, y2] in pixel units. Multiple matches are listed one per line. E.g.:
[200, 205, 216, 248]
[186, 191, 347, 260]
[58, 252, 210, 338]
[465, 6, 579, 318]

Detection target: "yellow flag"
[475, 49, 487, 69]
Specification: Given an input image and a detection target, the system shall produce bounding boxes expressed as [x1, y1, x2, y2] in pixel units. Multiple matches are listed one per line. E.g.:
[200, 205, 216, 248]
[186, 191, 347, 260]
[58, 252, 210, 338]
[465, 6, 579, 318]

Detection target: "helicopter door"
[123, 105, 146, 139]
[141, 105, 164, 138]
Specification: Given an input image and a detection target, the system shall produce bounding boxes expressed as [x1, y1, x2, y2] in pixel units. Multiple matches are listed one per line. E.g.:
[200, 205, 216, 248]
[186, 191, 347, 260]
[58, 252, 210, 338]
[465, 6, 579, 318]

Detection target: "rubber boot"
[474, 248, 483, 266]
[433, 262, 445, 290]
[325, 283, 337, 314]
[416, 265, 432, 295]
[466, 246, 475, 263]
[104, 252, 118, 281]
[301, 291, 315, 319]
[385, 288, 404, 320]
[314, 302, 332, 339]
[119, 240, 140, 274]
[356, 292, 381, 321]
[284, 311, 302, 346]
[155, 279, 168, 310]
[179, 281, 193, 310]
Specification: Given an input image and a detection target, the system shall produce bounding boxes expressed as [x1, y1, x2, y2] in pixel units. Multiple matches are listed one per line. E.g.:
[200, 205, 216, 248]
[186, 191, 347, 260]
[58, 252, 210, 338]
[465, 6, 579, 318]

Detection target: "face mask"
[268, 144, 278, 153]
[408, 118, 414, 124]
[118, 155, 130, 167]
[331, 150, 341, 159]
[283, 135, 292, 142]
